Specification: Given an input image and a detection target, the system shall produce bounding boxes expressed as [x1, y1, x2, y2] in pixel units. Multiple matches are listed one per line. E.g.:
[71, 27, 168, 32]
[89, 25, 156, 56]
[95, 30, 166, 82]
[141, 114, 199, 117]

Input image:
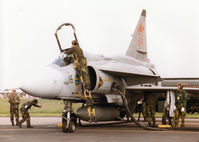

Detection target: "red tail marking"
[138, 24, 144, 46]
[138, 24, 143, 33]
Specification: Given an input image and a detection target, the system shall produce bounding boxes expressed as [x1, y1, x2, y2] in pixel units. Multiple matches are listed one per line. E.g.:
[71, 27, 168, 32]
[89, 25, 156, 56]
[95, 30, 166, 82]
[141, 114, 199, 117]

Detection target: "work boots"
[18, 122, 33, 128]
[147, 117, 152, 127]
[16, 118, 19, 126]
[18, 122, 22, 128]
[27, 125, 34, 128]
[181, 121, 185, 128]
[143, 116, 147, 122]
[152, 117, 157, 127]
[148, 123, 152, 127]
[11, 121, 14, 126]
[174, 120, 179, 128]
[27, 120, 33, 128]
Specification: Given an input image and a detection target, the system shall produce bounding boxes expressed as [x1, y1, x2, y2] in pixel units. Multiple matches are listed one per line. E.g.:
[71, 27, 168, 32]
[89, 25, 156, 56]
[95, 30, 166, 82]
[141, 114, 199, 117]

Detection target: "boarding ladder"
[54, 22, 95, 122]
[72, 53, 96, 122]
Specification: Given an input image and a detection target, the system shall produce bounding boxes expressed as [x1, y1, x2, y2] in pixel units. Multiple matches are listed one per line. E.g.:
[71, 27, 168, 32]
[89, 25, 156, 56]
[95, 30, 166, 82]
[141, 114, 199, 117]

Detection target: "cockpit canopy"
[52, 54, 74, 67]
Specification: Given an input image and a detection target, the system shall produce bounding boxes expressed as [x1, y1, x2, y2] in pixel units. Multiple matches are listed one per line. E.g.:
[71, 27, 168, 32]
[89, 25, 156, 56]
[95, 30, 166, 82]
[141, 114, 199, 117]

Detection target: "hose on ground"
[114, 87, 167, 131]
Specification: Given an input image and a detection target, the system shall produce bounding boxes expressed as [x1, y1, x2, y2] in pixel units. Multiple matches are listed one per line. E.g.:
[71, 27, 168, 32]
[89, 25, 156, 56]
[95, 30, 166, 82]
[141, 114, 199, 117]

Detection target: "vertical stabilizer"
[126, 9, 148, 62]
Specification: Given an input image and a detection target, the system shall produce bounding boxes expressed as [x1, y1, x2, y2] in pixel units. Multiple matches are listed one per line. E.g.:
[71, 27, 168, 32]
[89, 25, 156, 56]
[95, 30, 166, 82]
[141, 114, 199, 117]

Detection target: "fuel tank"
[76, 105, 120, 122]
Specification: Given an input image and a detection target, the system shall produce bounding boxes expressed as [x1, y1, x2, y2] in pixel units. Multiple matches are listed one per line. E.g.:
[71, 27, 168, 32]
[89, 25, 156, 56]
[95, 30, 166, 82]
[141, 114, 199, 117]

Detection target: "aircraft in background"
[20, 9, 165, 133]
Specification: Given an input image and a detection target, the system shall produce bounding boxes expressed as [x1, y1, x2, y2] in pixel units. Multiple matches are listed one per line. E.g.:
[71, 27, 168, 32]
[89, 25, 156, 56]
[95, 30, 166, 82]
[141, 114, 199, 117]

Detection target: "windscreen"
[52, 54, 73, 67]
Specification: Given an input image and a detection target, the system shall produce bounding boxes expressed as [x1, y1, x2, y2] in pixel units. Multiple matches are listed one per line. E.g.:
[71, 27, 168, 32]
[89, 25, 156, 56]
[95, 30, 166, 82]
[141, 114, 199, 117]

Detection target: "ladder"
[72, 53, 96, 122]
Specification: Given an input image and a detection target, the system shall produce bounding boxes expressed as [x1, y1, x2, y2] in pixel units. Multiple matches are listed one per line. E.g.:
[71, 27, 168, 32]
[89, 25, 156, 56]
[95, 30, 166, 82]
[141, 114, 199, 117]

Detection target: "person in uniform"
[141, 100, 147, 122]
[18, 99, 41, 128]
[8, 89, 20, 126]
[174, 84, 187, 128]
[137, 98, 147, 122]
[145, 94, 158, 127]
[65, 40, 91, 90]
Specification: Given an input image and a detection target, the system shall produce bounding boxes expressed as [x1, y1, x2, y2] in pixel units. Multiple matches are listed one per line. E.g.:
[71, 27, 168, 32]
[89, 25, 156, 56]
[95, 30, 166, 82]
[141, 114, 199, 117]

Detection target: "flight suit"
[8, 93, 20, 125]
[145, 94, 158, 127]
[19, 101, 40, 128]
[65, 46, 91, 90]
[174, 90, 187, 127]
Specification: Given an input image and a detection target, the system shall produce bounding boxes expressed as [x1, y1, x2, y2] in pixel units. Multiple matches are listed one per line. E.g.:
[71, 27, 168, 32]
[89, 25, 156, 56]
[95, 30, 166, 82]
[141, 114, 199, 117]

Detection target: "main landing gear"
[62, 100, 77, 133]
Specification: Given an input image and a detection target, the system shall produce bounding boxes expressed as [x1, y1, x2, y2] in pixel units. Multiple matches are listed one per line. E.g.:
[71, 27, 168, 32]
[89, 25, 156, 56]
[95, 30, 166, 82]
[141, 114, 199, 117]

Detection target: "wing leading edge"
[126, 86, 199, 93]
[97, 62, 160, 86]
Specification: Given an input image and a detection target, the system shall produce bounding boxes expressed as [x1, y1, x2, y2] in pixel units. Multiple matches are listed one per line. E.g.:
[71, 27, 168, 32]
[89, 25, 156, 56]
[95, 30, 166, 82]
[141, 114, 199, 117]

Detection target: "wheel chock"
[158, 125, 171, 128]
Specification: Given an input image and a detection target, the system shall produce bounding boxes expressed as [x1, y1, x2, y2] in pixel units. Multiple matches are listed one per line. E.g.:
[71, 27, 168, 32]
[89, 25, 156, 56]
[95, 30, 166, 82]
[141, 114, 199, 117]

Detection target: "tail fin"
[126, 9, 148, 62]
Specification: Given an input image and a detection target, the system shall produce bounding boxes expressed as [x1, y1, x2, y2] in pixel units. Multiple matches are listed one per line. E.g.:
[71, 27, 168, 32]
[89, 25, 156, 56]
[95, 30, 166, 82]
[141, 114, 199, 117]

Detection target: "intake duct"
[88, 66, 116, 94]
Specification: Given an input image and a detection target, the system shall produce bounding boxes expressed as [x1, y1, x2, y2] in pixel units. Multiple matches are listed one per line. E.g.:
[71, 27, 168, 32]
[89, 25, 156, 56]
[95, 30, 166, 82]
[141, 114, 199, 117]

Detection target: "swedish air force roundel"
[74, 73, 80, 87]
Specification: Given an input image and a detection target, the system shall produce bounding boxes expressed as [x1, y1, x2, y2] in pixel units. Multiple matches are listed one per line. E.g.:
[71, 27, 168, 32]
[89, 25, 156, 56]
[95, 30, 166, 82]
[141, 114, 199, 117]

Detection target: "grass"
[0, 98, 81, 117]
[1, 98, 199, 118]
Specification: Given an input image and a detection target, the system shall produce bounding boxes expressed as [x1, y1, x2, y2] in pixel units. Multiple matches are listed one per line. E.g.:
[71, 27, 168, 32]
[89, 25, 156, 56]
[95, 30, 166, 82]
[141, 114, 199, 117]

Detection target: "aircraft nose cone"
[20, 66, 64, 98]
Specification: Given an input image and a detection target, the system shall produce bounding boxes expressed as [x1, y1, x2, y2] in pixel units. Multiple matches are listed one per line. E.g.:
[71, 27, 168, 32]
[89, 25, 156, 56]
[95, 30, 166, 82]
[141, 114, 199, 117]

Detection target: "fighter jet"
[20, 9, 161, 133]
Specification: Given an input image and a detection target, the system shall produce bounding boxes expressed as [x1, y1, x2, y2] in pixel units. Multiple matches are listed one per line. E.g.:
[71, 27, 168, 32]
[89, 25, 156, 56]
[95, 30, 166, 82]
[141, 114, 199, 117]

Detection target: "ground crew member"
[65, 40, 91, 90]
[8, 89, 20, 126]
[18, 99, 41, 128]
[145, 94, 158, 127]
[142, 101, 147, 121]
[137, 99, 147, 122]
[174, 84, 187, 128]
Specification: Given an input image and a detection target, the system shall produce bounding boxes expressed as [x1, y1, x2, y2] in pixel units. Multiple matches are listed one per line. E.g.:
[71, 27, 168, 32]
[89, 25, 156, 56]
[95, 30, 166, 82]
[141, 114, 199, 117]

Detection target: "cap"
[72, 40, 78, 45]
[32, 99, 38, 104]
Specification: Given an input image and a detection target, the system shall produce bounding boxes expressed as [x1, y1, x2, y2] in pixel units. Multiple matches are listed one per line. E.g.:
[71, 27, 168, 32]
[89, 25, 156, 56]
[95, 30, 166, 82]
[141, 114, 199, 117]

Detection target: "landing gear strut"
[62, 100, 77, 133]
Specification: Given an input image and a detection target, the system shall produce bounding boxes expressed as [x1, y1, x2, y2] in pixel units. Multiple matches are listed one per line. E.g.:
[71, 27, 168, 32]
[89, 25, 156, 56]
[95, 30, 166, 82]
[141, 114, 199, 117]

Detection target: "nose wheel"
[62, 100, 77, 133]
[62, 118, 76, 133]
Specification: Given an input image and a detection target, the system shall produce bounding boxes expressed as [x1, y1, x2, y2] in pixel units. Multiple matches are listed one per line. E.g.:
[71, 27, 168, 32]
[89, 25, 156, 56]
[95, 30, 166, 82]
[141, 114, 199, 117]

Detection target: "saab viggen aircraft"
[20, 10, 162, 133]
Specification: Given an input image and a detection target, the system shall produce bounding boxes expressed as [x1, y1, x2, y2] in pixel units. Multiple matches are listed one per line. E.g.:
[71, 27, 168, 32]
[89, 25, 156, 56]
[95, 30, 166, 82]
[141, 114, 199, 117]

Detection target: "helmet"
[72, 40, 78, 45]
[32, 99, 38, 104]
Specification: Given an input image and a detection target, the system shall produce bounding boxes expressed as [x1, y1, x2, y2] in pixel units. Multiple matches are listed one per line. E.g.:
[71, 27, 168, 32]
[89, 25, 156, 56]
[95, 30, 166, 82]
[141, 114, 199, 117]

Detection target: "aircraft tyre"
[62, 118, 76, 133]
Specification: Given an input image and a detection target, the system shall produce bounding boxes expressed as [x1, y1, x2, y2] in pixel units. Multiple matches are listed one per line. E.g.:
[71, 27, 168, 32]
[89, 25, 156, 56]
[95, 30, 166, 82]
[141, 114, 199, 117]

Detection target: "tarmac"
[0, 117, 199, 142]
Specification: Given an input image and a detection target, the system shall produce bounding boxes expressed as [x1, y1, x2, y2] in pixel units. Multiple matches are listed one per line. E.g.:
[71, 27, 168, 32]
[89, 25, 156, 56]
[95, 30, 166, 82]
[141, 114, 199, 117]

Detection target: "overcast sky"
[0, 0, 199, 89]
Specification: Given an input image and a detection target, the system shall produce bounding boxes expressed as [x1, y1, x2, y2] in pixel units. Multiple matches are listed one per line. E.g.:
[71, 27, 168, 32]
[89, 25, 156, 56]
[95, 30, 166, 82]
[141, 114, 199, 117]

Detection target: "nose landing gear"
[62, 100, 77, 133]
